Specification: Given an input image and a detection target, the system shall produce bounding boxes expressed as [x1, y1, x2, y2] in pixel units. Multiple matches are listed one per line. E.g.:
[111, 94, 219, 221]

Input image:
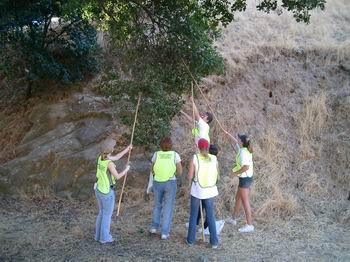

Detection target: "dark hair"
[209, 144, 218, 156]
[205, 112, 213, 124]
[238, 134, 253, 153]
[160, 137, 173, 151]
[101, 152, 108, 161]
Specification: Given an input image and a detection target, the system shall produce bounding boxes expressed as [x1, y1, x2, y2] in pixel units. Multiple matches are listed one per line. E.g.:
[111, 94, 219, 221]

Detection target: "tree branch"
[42, 13, 53, 48]
[44, 19, 82, 48]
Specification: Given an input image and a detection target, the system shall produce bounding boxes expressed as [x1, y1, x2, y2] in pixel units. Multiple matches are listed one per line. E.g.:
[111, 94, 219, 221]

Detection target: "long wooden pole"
[183, 61, 237, 152]
[116, 93, 142, 216]
[191, 82, 205, 242]
[183, 62, 226, 133]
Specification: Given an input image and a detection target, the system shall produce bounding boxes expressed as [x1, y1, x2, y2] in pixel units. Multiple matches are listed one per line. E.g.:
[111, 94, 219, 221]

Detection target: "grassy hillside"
[0, 0, 349, 260]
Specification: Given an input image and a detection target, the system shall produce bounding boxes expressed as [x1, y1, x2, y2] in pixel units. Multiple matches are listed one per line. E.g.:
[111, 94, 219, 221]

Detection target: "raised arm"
[108, 162, 131, 180]
[190, 96, 201, 121]
[222, 129, 240, 152]
[223, 129, 239, 143]
[108, 144, 132, 161]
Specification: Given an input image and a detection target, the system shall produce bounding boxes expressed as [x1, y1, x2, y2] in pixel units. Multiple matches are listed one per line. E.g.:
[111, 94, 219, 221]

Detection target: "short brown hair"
[160, 137, 173, 151]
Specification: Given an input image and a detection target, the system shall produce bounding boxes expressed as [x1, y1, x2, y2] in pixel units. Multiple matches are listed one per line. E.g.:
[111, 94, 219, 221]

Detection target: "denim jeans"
[95, 189, 115, 243]
[151, 180, 177, 236]
[187, 196, 218, 246]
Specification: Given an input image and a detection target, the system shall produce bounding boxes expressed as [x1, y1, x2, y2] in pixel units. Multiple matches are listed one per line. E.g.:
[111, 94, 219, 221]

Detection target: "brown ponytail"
[200, 149, 209, 158]
[248, 143, 253, 154]
[101, 152, 109, 160]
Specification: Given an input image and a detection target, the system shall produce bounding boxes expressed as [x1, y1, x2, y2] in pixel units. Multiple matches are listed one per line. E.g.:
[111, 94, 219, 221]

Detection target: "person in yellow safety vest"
[94, 138, 132, 244]
[149, 137, 183, 240]
[224, 131, 255, 233]
[196, 144, 219, 230]
[186, 139, 219, 249]
[180, 96, 213, 146]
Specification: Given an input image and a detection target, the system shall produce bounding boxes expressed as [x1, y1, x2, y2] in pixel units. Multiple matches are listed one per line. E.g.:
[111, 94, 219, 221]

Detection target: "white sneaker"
[238, 224, 254, 233]
[149, 228, 157, 234]
[161, 234, 169, 240]
[227, 218, 237, 225]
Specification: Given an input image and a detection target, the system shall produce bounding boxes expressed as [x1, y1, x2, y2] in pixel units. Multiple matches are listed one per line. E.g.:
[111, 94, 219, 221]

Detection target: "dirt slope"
[0, 0, 349, 261]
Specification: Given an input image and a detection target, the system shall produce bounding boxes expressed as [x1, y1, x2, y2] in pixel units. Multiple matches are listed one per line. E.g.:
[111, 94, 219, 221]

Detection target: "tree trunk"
[26, 81, 32, 99]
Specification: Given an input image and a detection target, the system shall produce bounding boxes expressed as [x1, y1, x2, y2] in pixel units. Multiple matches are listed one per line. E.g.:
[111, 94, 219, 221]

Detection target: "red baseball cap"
[198, 138, 209, 150]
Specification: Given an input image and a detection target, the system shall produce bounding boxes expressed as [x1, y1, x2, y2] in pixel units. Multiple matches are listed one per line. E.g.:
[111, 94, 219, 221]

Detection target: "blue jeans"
[187, 196, 218, 246]
[151, 180, 177, 236]
[95, 189, 115, 243]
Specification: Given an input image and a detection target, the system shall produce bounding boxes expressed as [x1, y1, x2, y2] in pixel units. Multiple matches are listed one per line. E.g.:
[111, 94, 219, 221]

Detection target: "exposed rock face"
[0, 91, 150, 199]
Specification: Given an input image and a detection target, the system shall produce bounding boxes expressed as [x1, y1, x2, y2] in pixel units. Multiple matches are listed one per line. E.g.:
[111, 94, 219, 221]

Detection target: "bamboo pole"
[116, 93, 142, 216]
[183, 61, 238, 151]
[183, 62, 226, 133]
[191, 82, 205, 242]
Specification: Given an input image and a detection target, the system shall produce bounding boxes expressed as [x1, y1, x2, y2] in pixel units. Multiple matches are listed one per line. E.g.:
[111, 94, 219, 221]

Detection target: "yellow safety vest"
[192, 121, 210, 143]
[96, 156, 116, 194]
[153, 151, 177, 182]
[194, 153, 218, 188]
[232, 147, 253, 177]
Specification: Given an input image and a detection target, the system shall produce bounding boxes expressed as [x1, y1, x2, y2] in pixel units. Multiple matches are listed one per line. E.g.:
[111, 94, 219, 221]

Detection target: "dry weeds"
[1, 0, 350, 260]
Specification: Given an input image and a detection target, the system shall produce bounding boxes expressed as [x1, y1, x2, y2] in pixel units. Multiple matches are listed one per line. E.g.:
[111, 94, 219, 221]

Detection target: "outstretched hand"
[190, 96, 195, 104]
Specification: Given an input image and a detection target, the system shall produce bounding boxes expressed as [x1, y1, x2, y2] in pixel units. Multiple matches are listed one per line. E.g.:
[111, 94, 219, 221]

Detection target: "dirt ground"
[1, 1, 349, 261]
[1, 195, 349, 262]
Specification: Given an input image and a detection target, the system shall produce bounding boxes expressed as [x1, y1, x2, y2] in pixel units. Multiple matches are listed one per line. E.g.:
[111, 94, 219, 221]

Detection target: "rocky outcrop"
[0, 90, 150, 199]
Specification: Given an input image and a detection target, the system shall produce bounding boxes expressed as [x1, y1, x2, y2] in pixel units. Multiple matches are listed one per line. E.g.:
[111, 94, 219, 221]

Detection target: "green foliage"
[93, 0, 326, 146]
[0, 0, 327, 146]
[98, 71, 184, 147]
[257, 0, 326, 23]
[0, 0, 99, 98]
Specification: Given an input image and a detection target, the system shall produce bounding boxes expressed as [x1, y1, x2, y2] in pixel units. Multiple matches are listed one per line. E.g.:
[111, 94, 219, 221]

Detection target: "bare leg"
[241, 188, 252, 225]
[232, 189, 242, 219]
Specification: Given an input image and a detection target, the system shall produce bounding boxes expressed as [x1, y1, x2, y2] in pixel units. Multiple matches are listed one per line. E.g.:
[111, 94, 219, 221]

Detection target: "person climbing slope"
[224, 131, 255, 233]
[181, 96, 213, 145]
[94, 138, 132, 244]
[149, 137, 182, 240]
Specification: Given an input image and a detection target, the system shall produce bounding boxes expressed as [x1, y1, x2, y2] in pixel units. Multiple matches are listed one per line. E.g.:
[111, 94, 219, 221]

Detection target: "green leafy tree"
[0, 0, 99, 99]
[93, 0, 326, 146]
[0, 0, 326, 145]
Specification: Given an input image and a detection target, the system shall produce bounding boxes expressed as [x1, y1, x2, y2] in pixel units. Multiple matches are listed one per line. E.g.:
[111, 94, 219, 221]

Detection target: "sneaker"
[149, 228, 157, 234]
[227, 218, 237, 225]
[211, 244, 218, 249]
[99, 238, 115, 244]
[238, 224, 254, 233]
[161, 234, 169, 240]
[185, 239, 194, 247]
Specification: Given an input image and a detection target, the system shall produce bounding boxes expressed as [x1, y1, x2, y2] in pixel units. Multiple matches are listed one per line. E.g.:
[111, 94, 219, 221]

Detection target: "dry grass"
[1, 3, 349, 258]
[1, 1, 350, 258]
[297, 92, 330, 143]
[304, 173, 330, 198]
[257, 186, 298, 219]
[0, 107, 33, 164]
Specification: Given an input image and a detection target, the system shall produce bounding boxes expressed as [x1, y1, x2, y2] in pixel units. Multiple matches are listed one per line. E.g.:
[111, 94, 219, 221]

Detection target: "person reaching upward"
[224, 131, 255, 233]
[181, 96, 213, 146]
